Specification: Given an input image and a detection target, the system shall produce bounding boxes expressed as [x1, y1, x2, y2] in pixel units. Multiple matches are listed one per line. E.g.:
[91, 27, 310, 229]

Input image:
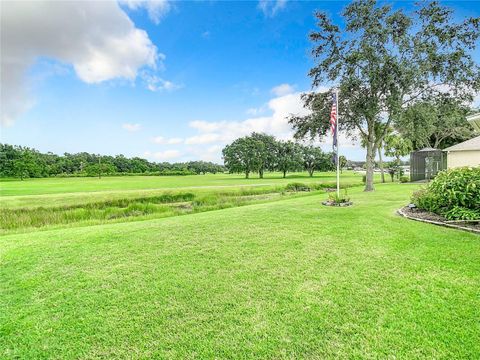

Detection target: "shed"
[410, 147, 446, 181]
[443, 136, 480, 169]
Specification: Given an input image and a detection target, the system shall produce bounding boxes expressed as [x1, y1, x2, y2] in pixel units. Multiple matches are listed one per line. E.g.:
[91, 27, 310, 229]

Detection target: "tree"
[338, 155, 348, 174]
[250, 132, 278, 178]
[376, 143, 385, 184]
[384, 133, 412, 180]
[397, 95, 475, 149]
[0, 143, 224, 178]
[8, 149, 31, 179]
[387, 161, 397, 182]
[114, 154, 132, 173]
[0, 144, 18, 177]
[222, 136, 262, 178]
[276, 141, 303, 178]
[289, 0, 480, 191]
[360, 124, 391, 183]
[84, 162, 116, 177]
[301, 145, 326, 177]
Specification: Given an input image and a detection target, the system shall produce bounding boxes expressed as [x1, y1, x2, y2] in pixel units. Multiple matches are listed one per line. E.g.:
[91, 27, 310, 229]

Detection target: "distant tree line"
[0, 144, 225, 179]
[222, 132, 339, 178]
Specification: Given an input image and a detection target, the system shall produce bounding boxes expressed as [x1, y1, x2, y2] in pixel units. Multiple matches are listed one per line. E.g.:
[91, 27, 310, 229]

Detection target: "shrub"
[411, 167, 480, 220]
[328, 189, 350, 204]
[285, 182, 311, 192]
[411, 189, 440, 213]
[362, 175, 366, 183]
[400, 176, 409, 183]
[443, 206, 480, 221]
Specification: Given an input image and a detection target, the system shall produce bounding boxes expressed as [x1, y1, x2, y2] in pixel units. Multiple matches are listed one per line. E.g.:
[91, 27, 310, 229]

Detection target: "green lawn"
[0, 171, 368, 197]
[0, 171, 372, 210]
[1, 183, 478, 358]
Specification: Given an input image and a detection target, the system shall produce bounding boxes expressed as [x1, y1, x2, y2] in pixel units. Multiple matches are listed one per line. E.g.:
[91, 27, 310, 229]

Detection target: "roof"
[467, 113, 480, 132]
[444, 135, 480, 152]
[417, 147, 440, 152]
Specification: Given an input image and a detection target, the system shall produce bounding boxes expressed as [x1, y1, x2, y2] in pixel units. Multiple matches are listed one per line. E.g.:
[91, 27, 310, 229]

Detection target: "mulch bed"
[398, 206, 480, 234]
[322, 200, 353, 207]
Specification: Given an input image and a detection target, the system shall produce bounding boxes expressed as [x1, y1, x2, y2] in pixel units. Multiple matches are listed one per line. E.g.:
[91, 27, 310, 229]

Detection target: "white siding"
[447, 151, 480, 168]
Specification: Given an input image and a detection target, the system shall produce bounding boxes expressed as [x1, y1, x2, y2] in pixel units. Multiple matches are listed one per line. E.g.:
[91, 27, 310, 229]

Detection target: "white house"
[442, 113, 480, 169]
[444, 135, 480, 168]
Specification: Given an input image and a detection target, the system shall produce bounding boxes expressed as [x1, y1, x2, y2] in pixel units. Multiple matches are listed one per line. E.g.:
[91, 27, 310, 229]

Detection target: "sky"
[1, 0, 479, 163]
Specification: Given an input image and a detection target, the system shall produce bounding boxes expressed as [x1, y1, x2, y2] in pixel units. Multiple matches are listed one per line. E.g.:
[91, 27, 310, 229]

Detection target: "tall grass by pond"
[2, 182, 350, 233]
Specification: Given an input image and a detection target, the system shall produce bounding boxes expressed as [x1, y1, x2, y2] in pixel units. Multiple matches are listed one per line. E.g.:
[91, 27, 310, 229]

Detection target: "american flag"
[330, 92, 337, 148]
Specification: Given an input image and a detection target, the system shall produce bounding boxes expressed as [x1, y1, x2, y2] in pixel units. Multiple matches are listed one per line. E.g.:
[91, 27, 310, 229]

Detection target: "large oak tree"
[222, 136, 264, 178]
[289, 0, 480, 191]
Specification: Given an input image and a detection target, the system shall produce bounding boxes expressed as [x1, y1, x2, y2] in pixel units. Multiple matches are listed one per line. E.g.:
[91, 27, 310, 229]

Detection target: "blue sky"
[1, 0, 479, 163]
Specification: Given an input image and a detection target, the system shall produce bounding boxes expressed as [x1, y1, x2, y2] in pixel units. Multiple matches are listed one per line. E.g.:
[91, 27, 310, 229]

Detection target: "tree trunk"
[396, 156, 401, 180]
[364, 140, 375, 192]
[283, 170, 286, 178]
[378, 148, 385, 183]
[245, 170, 249, 179]
[309, 169, 314, 177]
[259, 168, 264, 179]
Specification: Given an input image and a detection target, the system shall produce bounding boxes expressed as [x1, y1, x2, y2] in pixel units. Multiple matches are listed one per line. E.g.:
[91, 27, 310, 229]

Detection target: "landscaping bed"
[399, 206, 480, 233]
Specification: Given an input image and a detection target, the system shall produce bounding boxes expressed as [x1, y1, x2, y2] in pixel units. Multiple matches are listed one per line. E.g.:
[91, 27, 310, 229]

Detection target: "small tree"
[338, 155, 347, 174]
[276, 141, 303, 178]
[387, 161, 397, 182]
[384, 134, 412, 180]
[301, 145, 325, 177]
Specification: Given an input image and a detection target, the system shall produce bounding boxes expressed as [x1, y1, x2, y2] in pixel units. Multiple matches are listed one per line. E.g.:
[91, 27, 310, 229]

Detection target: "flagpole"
[336, 89, 340, 198]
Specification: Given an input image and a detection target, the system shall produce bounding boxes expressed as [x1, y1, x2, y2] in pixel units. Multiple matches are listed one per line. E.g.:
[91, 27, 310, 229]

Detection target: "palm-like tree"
[384, 133, 413, 180]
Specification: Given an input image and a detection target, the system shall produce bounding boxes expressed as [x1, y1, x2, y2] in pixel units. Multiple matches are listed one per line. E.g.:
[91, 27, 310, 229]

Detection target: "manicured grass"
[0, 171, 368, 197]
[1, 183, 478, 358]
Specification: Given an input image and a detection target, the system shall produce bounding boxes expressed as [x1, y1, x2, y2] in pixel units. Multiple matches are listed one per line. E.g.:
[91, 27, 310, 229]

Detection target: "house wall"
[447, 150, 480, 168]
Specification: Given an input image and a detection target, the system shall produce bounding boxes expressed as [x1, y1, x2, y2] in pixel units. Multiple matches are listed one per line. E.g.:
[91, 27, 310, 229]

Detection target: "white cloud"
[258, 0, 287, 17]
[186, 92, 309, 146]
[152, 136, 184, 144]
[246, 105, 268, 116]
[167, 137, 183, 145]
[1, 1, 162, 126]
[246, 108, 260, 116]
[207, 145, 223, 153]
[201, 31, 211, 39]
[121, 0, 171, 24]
[144, 149, 181, 160]
[142, 73, 182, 92]
[122, 123, 142, 132]
[183, 87, 363, 161]
[142, 87, 363, 163]
[271, 83, 295, 96]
